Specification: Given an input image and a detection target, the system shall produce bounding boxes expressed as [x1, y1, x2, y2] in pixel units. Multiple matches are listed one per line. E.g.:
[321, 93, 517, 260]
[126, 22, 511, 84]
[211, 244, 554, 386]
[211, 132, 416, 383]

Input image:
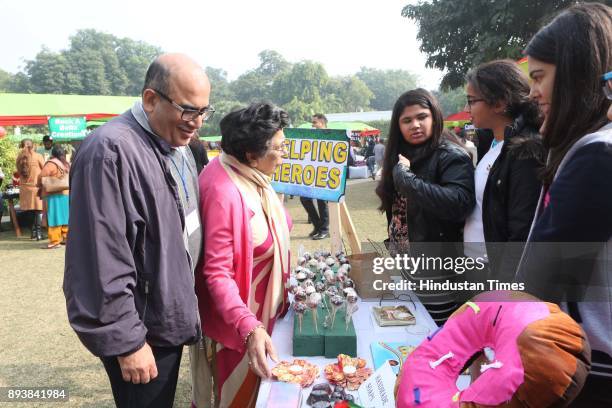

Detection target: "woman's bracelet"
[244, 324, 265, 345]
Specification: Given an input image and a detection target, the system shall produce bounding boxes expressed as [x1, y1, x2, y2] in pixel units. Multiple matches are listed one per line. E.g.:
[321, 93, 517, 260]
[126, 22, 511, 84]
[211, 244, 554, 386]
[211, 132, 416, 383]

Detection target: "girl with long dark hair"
[15, 138, 44, 240]
[463, 60, 544, 281]
[516, 3, 612, 404]
[376, 88, 475, 324]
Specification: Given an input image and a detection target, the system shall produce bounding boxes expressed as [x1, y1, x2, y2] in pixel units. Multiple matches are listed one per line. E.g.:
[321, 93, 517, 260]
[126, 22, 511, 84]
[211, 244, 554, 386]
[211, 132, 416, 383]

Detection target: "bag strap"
[48, 158, 66, 177]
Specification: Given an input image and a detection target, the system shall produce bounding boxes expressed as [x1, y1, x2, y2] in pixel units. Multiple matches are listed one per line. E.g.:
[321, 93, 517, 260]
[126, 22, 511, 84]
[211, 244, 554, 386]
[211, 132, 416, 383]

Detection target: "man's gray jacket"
[64, 111, 201, 357]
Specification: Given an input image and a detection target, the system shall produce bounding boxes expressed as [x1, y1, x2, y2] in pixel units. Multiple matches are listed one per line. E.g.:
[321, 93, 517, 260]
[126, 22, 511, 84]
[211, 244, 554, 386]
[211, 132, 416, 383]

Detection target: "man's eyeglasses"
[603, 72, 612, 101]
[465, 98, 485, 108]
[154, 89, 215, 122]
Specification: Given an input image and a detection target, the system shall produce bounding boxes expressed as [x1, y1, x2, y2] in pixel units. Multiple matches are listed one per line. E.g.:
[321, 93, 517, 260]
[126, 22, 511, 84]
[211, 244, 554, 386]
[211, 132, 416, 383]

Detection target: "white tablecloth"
[256, 294, 439, 407]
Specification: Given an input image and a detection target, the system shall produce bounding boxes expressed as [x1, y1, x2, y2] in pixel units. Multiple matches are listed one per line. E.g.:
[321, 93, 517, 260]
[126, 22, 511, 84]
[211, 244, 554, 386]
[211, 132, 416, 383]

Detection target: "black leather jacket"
[391, 140, 475, 244]
[481, 117, 545, 280]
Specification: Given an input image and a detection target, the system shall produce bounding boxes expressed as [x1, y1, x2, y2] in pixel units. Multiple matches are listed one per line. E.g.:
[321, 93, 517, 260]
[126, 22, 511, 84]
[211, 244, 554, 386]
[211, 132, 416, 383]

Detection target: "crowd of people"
[0, 2, 596, 407]
[375, 4, 611, 406]
[9, 136, 71, 248]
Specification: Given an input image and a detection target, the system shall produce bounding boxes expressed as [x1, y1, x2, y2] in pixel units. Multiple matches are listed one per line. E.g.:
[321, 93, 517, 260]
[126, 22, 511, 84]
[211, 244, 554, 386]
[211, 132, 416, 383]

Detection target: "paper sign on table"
[357, 360, 396, 408]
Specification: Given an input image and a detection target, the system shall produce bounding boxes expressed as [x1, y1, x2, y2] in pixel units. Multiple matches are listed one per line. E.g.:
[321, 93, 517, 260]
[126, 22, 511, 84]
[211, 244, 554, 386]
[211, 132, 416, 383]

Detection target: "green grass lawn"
[0, 179, 386, 407]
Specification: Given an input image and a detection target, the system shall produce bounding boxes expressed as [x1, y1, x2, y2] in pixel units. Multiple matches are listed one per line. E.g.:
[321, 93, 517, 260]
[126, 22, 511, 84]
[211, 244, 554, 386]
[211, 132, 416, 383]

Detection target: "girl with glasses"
[463, 60, 544, 282]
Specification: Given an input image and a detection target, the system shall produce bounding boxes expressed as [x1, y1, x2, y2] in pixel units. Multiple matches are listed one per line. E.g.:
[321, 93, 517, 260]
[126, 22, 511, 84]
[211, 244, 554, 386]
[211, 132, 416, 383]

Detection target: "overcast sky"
[0, 0, 443, 90]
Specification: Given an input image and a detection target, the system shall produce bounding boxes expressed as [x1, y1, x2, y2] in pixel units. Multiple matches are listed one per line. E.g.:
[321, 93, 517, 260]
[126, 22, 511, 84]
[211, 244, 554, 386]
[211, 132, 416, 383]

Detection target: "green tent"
[199, 135, 221, 142]
[0, 93, 139, 127]
[297, 121, 376, 131]
[297, 121, 380, 137]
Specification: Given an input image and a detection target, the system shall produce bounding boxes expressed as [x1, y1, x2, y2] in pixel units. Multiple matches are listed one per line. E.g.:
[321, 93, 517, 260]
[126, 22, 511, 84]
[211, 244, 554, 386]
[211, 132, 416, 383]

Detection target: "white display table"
[255, 293, 440, 407]
[348, 166, 369, 179]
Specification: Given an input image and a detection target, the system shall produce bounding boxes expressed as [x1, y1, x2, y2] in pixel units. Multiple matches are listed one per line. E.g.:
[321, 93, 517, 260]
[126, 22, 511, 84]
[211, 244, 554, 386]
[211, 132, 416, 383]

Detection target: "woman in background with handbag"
[38, 145, 70, 249]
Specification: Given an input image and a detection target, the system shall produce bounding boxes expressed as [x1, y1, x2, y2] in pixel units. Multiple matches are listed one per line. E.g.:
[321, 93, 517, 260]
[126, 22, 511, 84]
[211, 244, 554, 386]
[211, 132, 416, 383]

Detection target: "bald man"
[64, 54, 212, 407]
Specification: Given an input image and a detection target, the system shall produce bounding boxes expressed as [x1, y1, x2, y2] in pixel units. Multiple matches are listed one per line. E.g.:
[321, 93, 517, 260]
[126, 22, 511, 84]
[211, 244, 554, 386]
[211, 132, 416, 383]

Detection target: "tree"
[25, 48, 69, 94]
[283, 96, 328, 125]
[7, 72, 32, 93]
[199, 99, 244, 136]
[0, 69, 12, 92]
[10, 29, 161, 95]
[115, 38, 162, 95]
[326, 76, 373, 112]
[230, 50, 291, 103]
[256, 50, 291, 77]
[230, 71, 270, 103]
[205, 67, 236, 102]
[272, 61, 329, 105]
[402, 0, 575, 89]
[433, 87, 467, 116]
[65, 29, 129, 94]
[356, 67, 418, 110]
[0, 137, 19, 189]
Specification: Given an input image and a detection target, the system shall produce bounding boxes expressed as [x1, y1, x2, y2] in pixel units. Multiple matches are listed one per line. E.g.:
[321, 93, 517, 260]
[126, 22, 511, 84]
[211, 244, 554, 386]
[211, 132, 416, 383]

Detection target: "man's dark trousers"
[300, 197, 329, 233]
[101, 346, 183, 408]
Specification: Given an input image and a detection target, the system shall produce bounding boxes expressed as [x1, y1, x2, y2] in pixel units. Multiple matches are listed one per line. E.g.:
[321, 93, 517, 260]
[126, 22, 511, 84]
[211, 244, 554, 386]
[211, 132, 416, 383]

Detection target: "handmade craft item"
[324, 354, 372, 391]
[272, 359, 320, 388]
[395, 291, 591, 407]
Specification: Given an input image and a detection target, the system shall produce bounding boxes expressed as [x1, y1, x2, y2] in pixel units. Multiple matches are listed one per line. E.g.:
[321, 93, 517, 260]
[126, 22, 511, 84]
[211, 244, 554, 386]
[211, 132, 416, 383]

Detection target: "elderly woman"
[37, 145, 70, 249]
[15, 138, 45, 240]
[193, 102, 291, 407]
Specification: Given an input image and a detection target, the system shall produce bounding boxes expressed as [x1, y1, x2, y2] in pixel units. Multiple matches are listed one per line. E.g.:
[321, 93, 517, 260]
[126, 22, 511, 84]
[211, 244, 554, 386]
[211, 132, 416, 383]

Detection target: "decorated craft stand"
[271, 127, 362, 256]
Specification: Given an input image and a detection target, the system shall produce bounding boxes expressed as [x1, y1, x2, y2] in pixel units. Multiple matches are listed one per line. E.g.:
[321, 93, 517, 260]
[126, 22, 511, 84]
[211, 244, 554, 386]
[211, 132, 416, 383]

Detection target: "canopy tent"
[444, 110, 471, 127]
[199, 135, 221, 142]
[518, 57, 529, 75]
[297, 121, 380, 138]
[0, 93, 139, 127]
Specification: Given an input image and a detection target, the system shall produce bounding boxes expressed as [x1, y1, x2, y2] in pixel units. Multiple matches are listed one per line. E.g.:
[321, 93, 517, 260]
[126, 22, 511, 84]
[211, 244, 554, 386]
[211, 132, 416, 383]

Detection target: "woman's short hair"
[525, 3, 612, 184]
[220, 102, 289, 164]
[466, 59, 541, 129]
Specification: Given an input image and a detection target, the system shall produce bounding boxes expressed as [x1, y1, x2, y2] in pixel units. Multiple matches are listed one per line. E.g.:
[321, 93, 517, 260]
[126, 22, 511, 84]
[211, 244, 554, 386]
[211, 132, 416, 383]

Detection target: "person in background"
[15, 138, 44, 240]
[37, 145, 70, 249]
[463, 60, 544, 282]
[347, 140, 357, 167]
[188, 135, 209, 175]
[515, 4, 612, 405]
[193, 102, 291, 408]
[372, 137, 385, 180]
[365, 138, 377, 179]
[377, 88, 475, 324]
[300, 113, 329, 240]
[37, 135, 54, 162]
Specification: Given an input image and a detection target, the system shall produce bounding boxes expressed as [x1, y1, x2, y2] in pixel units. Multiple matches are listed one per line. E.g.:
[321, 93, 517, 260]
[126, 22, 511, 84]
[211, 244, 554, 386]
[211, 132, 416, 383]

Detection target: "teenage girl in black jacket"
[376, 88, 475, 324]
[463, 60, 544, 282]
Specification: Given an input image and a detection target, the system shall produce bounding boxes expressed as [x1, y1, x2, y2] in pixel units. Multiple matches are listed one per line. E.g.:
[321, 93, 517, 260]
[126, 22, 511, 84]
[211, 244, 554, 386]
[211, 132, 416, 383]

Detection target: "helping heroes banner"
[271, 128, 349, 202]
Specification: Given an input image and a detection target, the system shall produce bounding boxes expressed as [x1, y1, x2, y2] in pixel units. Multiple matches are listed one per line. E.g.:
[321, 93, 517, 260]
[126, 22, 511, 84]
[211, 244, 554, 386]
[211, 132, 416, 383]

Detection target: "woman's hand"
[398, 154, 411, 169]
[246, 326, 278, 378]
